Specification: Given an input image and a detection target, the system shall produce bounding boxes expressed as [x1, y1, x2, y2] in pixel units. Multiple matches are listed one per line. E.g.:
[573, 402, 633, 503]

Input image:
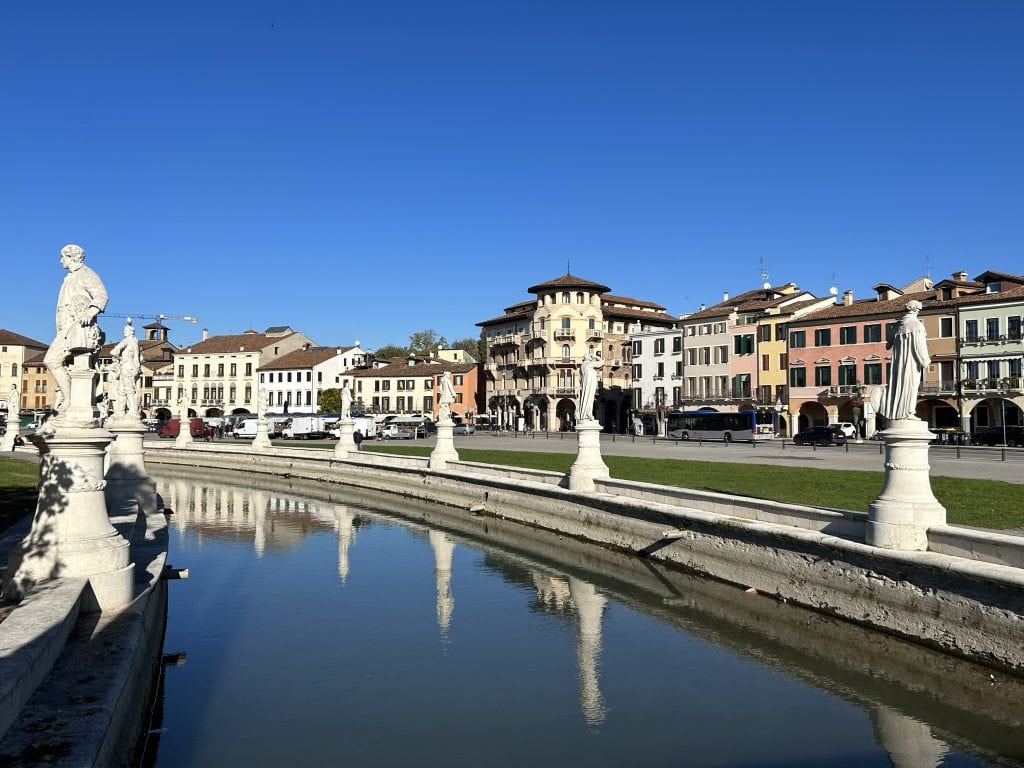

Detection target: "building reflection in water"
[154, 472, 981, 761]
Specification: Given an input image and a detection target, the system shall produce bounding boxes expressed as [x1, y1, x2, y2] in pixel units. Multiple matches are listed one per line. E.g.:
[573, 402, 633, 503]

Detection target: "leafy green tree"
[318, 388, 341, 414]
[408, 329, 447, 355]
[374, 343, 411, 360]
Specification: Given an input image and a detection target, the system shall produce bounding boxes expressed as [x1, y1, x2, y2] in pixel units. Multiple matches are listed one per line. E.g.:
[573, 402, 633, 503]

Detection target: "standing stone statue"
[6, 384, 19, 422]
[44, 244, 108, 416]
[438, 371, 456, 422]
[879, 300, 930, 421]
[257, 386, 269, 418]
[341, 386, 352, 418]
[578, 353, 604, 423]
[109, 319, 141, 420]
[177, 391, 190, 422]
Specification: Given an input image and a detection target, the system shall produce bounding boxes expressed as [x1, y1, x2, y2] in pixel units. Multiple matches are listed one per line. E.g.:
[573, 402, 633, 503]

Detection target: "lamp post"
[1000, 381, 1007, 448]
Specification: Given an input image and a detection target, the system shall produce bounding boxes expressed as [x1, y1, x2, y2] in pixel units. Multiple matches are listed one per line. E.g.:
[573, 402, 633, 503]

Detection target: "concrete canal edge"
[147, 441, 1024, 677]
[0, 506, 169, 767]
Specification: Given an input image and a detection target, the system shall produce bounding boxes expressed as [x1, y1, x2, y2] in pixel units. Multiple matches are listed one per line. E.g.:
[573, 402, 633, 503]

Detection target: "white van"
[234, 418, 258, 439]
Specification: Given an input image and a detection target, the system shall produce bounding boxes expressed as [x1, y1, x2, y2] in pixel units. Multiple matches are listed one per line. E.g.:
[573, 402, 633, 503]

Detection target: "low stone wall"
[145, 442, 1024, 676]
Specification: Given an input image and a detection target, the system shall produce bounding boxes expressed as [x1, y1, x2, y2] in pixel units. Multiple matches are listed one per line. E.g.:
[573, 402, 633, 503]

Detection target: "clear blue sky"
[2, 1, 1022, 351]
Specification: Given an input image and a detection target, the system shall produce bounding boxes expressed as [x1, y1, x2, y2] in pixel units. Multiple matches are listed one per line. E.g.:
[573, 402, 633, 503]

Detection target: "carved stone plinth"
[429, 420, 459, 469]
[174, 418, 194, 449]
[105, 421, 159, 515]
[252, 417, 272, 451]
[569, 420, 610, 492]
[5, 429, 133, 612]
[0, 423, 16, 452]
[866, 419, 946, 551]
[334, 418, 356, 458]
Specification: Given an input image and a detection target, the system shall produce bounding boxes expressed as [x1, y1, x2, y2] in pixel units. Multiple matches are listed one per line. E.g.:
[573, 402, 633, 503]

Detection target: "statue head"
[59, 243, 86, 270]
[906, 299, 923, 314]
[123, 319, 135, 338]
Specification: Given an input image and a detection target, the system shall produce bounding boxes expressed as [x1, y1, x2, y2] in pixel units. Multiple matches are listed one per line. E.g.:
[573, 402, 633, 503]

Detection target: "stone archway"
[555, 398, 576, 431]
[155, 407, 172, 421]
[798, 401, 828, 432]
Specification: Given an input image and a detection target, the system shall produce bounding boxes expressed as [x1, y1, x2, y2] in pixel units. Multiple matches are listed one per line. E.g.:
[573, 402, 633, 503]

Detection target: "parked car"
[453, 424, 475, 436]
[379, 426, 414, 440]
[830, 422, 857, 438]
[929, 427, 970, 446]
[158, 417, 210, 439]
[793, 426, 847, 446]
[972, 425, 1024, 447]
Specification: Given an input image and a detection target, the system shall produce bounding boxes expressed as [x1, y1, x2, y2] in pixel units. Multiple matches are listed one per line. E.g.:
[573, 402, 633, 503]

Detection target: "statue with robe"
[879, 300, 930, 421]
[578, 353, 604, 423]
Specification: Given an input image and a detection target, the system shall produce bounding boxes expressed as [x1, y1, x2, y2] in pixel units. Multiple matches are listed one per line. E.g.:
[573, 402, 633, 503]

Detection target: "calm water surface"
[145, 468, 1024, 767]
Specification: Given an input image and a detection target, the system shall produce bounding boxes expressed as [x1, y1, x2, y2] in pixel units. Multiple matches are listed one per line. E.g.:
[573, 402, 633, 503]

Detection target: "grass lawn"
[363, 445, 1024, 530]
[0, 458, 39, 534]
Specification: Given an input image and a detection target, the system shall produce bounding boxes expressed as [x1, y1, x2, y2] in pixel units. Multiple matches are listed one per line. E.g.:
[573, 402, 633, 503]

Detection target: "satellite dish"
[829, 286, 838, 296]
[763, 282, 771, 290]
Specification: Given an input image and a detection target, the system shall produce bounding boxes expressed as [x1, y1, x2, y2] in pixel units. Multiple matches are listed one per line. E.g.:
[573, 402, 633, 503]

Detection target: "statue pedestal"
[334, 418, 356, 458]
[5, 430, 134, 612]
[569, 420, 610, 492]
[429, 420, 459, 469]
[105, 420, 159, 515]
[0, 420, 16, 452]
[252, 416, 272, 451]
[174, 416, 194, 448]
[866, 419, 946, 551]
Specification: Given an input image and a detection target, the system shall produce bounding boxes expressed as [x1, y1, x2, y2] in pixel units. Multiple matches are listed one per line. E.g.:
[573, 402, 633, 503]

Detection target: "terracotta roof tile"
[527, 273, 611, 294]
[601, 294, 666, 311]
[0, 329, 47, 349]
[180, 332, 294, 354]
[260, 346, 358, 370]
[351, 360, 477, 378]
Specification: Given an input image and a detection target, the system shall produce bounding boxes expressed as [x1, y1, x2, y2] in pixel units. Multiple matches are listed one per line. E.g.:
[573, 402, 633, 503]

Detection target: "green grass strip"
[0, 458, 39, 534]
[362, 445, 1022, 529]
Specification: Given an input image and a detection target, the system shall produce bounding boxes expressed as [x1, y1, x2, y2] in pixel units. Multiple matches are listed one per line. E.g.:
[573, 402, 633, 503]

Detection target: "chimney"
[699, 303, 706, 311]
[202, 328, 209, 341]
[953, 270, 968, 282]
[722, 291, 729, 302]
[842, 290, 854, 306]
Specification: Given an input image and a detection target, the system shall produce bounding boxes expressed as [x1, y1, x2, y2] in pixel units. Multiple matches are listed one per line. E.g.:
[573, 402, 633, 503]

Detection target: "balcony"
[817, 385, 863, 399]
[962, 377, 1022, 393]
[919, 380, 957, 396]
[554, 387, 576, 397]
[553, 329, 576, 341]
[491, 334, 517, 346]
[586, 329, 603, 340]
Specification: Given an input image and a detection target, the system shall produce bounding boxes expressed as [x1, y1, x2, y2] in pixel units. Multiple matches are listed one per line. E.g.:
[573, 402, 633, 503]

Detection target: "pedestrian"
[353, 430, 364, 451]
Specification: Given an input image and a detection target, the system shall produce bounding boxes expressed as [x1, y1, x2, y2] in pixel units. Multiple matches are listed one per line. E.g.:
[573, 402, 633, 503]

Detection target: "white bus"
[666, 410, 774, 443]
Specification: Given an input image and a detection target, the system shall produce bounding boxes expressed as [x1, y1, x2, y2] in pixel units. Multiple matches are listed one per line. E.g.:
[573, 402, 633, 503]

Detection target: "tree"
[408, 329, 447, 355]
[450, 335, 484, 362]
[318, 388, 341, 414]
[374, 343, 411, 360]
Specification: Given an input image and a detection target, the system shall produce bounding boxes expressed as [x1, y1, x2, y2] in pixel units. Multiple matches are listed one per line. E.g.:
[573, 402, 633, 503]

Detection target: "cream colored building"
[172, 326, 315, 417]
[0, 329, 48, 419]
[477, 273, 677, 432]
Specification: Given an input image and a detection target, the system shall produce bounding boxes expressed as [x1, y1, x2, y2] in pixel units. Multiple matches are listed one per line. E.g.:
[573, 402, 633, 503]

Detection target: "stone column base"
[866, 419, 946, 551]
[569, 421, 610, 492]
[106, 422, 159, 515]
[334, 419, 356, 458]
[252, 418, 272, 450]
[430, 421, 459, 469]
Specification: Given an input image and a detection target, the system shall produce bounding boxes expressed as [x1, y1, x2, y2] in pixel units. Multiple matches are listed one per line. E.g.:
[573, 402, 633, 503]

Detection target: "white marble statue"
[6, 384, 19, 422]
[438, 370, 456, 421]
[177, 391, 190, 422]
[578, 352, 604, 423]
[109, 320, 141, 419]
[257, 386, 268, 418]
[879, 300, 930, 421]
[341, 386, 352, 418]
[44, 244, 108, 415]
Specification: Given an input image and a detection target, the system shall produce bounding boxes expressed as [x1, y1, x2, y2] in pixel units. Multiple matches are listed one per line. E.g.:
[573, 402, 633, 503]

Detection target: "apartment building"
[0, 329, 47, 416]
[173, 326, 315, 417]
[258, 344, 367, 414]
[477, 273, 677, 432]
[349, 356, 480, 420]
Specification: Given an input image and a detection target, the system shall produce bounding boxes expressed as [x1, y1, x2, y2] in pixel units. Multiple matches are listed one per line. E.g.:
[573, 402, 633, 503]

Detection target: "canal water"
[144, 468, 1024, 767]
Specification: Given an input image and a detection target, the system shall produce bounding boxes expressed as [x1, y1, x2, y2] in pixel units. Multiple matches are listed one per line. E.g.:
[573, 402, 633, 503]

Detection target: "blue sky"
[2, 1, 1022, 351]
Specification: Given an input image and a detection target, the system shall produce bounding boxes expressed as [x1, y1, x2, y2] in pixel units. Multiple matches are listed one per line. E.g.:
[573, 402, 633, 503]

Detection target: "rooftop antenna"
[925, 253, 932, 280]
[566, 259, 571, 275]
[829, 272, 839, 298]
[759, 256, 770, 289]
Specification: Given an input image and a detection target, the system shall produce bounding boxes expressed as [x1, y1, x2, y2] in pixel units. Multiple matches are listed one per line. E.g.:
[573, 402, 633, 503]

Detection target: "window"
[244, 386, 251, 403]
[245, 363, 252, 376]
[939, 317, 954, 338]
[966, 361, 979, 379]
[761, 354, 770, 371]
[964, 320, 979, 342]
[839, 326, 857, 344]
[986, 318, 1000, 339]
[775, 324, 787, 341]
[838, 364, 857, 385]
[178, 365, 184, 378]
[672, 337, 681, 353]
[814, 366, 832, 386]
[217, 363, 224, 376]
[864, 324, 882, 343]
[561, 292, 570, 304]
[733, 334, 754, 355]
[1010, 358, 1022, 377]
[779, 353, 788, 369]
[1009, 316, 1022, 340]
[656, 362, 665, 378]
[864, 363, 882, 385]
[453, 374, 463, 385]
[203, 364, 210, 377]
[885, 322, 899, 343]
[654, 338, 665, 354]
[986, 360, 1000, 379]
[229, 386, 236, 401]
[192, 364, 199, 377]
[789, 367, 806, 387]
[759, 325, 771, 342]
[287, 372, 292, 383]
[632, 364, 642, 379]
[230, 363, 237, 376]
[632, 340, 642, 356]
[789, 330, 806, 348]
[814, 329, 831, 347]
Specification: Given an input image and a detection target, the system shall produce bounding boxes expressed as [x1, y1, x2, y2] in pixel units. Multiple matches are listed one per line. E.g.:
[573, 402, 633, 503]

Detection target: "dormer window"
[987, 281, 1002, 293]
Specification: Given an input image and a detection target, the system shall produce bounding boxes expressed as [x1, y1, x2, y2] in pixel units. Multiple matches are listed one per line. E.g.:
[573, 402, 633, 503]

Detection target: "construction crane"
[104, 313, 198, 324]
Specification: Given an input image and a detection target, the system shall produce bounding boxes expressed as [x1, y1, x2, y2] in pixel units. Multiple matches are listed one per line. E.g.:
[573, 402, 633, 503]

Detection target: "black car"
[972, 425, 1024, 447]
[793, 426, 847, 446]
